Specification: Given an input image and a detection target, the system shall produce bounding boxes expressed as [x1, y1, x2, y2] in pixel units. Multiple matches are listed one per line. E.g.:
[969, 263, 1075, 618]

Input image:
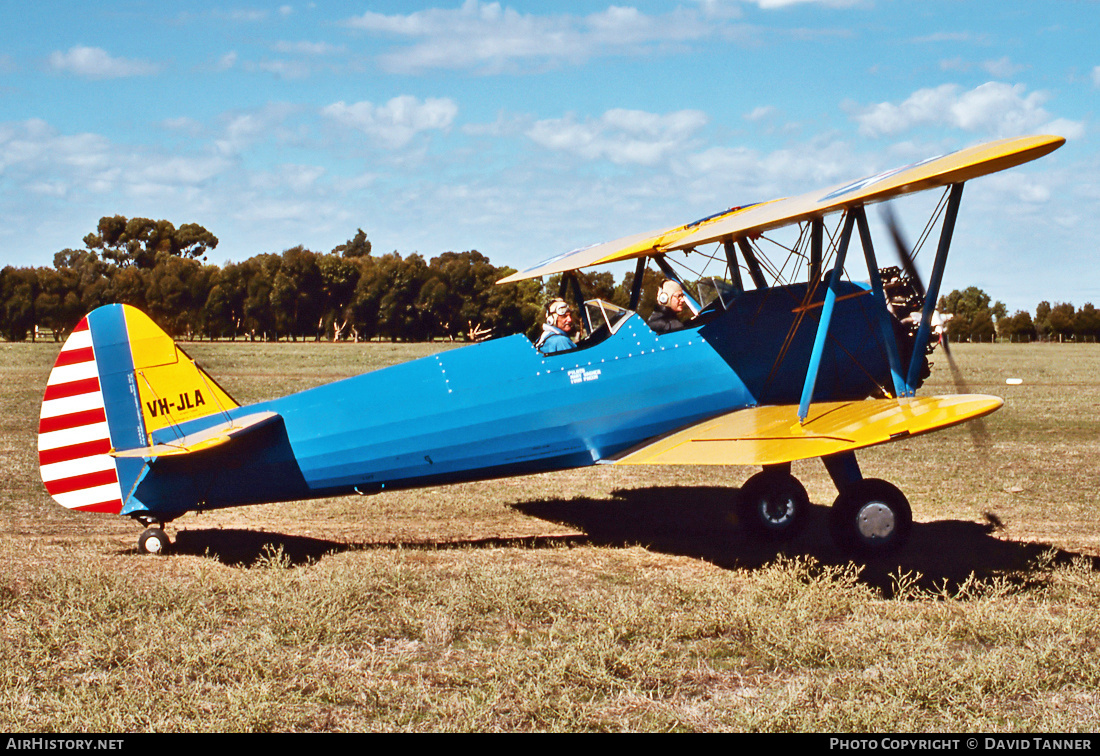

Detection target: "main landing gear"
[737, 466, 810, 542]
[828, 478, 912, 557]
[135, 517, 171, 555]
[737, 453, 913, 558]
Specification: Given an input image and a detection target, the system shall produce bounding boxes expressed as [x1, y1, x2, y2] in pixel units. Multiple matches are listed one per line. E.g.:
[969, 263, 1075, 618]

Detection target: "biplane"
[38, 134, 1064, 557]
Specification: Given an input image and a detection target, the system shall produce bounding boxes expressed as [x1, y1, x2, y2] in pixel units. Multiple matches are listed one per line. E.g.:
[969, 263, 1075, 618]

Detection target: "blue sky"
[1, 1, 1096, 313]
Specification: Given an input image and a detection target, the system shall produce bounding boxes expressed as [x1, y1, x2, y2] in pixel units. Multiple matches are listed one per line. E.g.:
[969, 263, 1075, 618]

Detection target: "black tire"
[737, 470, 810, 541]
[138, 527, 170, 555]
[829, 478, 912, 557]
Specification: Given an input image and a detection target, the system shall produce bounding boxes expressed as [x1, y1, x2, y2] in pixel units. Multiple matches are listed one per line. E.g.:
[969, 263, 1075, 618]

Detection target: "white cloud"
[272, 41, 344, 56]
[345, 0, 715, 73]
[140, 156, 231, 186]
[322, 96, 458, 149]
[678, 136, 856, 201]
[852, 82, 1083, 139]
[0, 118, 230, 202]
[981, 56, 1025, 79]
[159, 117, 204, 135]
[216, 51, 239, 71]
[939, 57, 970, 73]
[247, 58, 315, 80]
[912, 31, 978, 43]
[243, 41, 346, 79]
[214, 103, 303, 156]
[213, 9, 269, 23]
[249, 164, 327, 193]
[745, 105, 777, 122]
[694, 0, 744, 19]
[749, 0, 863, 7]
[47, 46, 159, 79]
[527, 108, 708, 166]
[463, 111, 531, 138]
[1092, 66, 1100, 88]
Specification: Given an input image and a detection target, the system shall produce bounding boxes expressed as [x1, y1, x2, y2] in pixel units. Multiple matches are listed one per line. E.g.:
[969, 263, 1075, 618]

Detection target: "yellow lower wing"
[611, 395, 1003, 467]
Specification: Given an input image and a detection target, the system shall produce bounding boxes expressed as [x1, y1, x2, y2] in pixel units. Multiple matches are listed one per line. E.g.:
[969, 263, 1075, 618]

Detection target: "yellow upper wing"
[497, 134, 1064, 284]
[494, 203, 773, 284]
[670, 134, 1063, 251]
[610, 395, 1003, 467]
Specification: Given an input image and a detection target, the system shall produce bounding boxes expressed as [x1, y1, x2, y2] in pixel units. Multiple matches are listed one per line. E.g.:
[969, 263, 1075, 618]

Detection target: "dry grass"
[2, 340, 1099, 732]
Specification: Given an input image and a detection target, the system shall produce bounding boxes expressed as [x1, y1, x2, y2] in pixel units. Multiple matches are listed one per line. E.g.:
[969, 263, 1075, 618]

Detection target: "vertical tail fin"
[38, 304, 238, 515]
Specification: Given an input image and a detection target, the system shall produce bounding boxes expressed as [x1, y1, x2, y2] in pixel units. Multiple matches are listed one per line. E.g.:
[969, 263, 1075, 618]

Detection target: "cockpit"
[542, 275, 739, 355]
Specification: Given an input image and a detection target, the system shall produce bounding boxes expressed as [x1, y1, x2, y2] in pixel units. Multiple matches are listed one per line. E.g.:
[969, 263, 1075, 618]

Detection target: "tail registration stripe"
[40, 390, 106, 420]
[44, 468, 119, 497]
[46, 360, 100, 386]
[38, 438, 112, 466]
[43, 377, 101, 402]
[38, 422, 112, 452]
[52, 484, 123, 513]
[38, 407, 108, 435]
[40, 454, 117, 484]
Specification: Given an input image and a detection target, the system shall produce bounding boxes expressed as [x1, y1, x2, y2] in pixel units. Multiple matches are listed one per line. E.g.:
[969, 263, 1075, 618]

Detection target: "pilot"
[647, 280, 687, 334]
[535, 298, 577, 355]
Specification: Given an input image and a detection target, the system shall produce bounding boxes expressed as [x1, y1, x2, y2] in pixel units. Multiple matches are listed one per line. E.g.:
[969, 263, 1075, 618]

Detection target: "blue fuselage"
[133, 281, 901, 519]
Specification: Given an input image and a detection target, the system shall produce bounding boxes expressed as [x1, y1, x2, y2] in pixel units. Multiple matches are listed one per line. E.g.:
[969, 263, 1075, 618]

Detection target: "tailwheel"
[138, 527, 171, 555]
[829, 479, 912, 557]
[737, 469, 810, 541]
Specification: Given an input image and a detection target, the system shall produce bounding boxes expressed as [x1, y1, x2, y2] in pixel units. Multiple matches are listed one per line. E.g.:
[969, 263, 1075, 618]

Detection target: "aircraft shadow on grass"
[166, 484, 1098, 596]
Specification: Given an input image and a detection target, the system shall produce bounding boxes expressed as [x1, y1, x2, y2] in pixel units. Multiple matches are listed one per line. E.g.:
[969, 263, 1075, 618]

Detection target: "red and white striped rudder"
[37, 318, 124, 514]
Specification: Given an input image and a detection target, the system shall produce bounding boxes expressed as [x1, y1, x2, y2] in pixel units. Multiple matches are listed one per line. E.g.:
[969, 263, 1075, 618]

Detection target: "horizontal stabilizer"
[610, 395, 1003, 467]
[110, 411, 281, 459]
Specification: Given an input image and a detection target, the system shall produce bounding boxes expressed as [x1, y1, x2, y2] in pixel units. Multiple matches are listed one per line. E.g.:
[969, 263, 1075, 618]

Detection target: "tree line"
[0, 216, 550, 344]
[1, 215, 1096, 345]
[937, 286, 1100, 343]
[0, 215, 677, 345]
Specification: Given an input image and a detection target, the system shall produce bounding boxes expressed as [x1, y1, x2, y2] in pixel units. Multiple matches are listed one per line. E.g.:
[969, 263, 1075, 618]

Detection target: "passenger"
[647, 280, 686, 334]
[535, 298, 577, 355]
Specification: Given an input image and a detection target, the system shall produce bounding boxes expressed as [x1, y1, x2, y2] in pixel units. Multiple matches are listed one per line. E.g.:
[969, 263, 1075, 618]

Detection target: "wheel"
[829, 479, 912, 557]
[138, 527, 170, 555]
[737, 470, 810, 541]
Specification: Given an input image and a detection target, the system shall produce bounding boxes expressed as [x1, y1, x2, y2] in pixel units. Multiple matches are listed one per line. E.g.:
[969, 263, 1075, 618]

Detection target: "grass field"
[2, 339, 1099, 732]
